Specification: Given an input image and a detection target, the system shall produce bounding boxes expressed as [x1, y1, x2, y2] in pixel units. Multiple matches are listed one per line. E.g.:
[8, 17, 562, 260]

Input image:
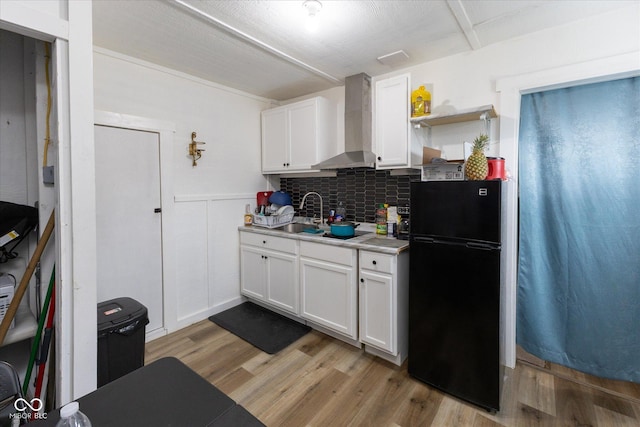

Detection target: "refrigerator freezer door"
[408, 239, 501, 411]
[410, 180, 501, 244]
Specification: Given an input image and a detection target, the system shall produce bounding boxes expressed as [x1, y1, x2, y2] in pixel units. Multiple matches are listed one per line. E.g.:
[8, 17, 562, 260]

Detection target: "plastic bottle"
[244, 204, 253, 226]
[55, 402, 92, 427]
[411, 85, 431, 117]
[386, 205, 397, 238]
[335, 201, 346, 222]
[375, 204, 387, 235]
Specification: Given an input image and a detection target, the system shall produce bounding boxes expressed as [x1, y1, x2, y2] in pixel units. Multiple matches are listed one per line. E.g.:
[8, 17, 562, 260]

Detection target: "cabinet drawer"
[240, 231, 297, 254]
[360, 251, 395, 274]
[300, 241, 355, 267]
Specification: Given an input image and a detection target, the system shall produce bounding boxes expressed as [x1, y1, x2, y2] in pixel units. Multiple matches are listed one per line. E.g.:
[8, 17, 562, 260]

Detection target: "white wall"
[0, 30, 34, 231]
[384, 4, 639, 161]
[93, 49, 273, 331]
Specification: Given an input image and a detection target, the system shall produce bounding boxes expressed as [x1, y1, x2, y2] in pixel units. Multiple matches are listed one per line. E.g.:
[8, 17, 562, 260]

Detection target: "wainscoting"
[173, 193, 253, 330]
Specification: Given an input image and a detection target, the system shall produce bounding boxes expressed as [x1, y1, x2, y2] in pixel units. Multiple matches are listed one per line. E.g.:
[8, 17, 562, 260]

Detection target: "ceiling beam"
[172, 0, 342, 85]
[446, 0, 482, 50]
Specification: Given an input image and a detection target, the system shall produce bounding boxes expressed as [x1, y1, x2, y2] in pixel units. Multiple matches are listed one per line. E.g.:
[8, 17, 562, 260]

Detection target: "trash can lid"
[97, 297, 148, 332]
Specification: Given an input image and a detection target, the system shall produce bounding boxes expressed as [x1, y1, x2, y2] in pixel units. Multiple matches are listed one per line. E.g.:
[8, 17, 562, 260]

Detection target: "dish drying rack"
[252, 205, 295, 228]
[252, 212, 294, 228]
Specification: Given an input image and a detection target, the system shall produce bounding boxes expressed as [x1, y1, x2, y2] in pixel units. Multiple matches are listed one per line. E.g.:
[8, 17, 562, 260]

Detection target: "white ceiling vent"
[376, 50, 410, 67]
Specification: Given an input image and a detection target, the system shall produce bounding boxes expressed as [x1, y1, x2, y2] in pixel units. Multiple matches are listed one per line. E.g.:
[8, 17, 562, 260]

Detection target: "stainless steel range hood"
[312, 73, 375, 170]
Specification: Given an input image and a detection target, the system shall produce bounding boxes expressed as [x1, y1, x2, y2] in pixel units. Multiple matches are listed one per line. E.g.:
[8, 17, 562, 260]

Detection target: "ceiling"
[92, 0, 632, 101]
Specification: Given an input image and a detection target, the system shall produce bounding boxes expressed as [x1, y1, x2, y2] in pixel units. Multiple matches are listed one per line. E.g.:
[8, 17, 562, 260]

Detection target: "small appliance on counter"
[256, 191, 273, 215]
[486, 157, 506, 180]
[397, 203, 410, 240]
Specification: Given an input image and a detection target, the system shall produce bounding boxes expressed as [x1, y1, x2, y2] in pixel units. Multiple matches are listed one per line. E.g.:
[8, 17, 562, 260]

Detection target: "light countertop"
[238, 224, 409, 255]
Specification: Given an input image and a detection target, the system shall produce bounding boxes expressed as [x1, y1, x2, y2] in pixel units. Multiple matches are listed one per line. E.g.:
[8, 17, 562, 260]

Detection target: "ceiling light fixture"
[303, 0, 322, 32]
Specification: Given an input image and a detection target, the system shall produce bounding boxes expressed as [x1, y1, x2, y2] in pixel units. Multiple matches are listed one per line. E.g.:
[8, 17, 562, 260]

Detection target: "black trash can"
[97, 297, 149, 387]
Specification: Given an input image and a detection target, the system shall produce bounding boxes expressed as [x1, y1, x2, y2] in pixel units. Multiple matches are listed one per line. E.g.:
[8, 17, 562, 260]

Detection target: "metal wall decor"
[189, 132, 206, 166]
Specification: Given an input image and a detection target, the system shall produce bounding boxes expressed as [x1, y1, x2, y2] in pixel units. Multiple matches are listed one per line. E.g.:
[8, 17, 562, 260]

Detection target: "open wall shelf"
[410, 105, 497, 128]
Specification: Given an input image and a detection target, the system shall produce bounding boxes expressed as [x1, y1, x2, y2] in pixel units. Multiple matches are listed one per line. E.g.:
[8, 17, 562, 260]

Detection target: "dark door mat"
[208, 302, 311, 354]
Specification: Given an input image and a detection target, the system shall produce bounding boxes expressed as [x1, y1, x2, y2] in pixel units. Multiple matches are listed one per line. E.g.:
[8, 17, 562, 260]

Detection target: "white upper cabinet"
[261, 108, 289, 172]
[374, 73, 424, 169]
[261, 96, 336, 174]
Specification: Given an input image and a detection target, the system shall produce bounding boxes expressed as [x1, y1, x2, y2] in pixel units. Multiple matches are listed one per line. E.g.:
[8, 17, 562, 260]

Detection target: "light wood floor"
[145, 319, 640, 426]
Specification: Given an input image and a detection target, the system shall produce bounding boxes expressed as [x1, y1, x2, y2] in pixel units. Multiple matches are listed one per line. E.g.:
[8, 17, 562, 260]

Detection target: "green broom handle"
[23, 265, 55, 395]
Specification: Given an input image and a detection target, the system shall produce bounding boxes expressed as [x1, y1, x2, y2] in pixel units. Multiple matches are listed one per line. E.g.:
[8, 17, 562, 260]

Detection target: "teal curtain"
[517, 77, 640, 382]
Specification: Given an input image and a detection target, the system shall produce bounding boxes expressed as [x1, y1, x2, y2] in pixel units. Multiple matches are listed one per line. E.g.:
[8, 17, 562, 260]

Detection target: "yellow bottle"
[411, 86, 431, 117]
[244, 204, 253, 226]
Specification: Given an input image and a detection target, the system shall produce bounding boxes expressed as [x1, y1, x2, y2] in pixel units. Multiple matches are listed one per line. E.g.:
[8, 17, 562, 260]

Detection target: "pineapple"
[465, 134, 490, 180]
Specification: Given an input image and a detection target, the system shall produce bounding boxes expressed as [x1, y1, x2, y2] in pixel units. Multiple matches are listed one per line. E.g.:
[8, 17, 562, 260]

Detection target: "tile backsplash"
[279, 169, 420, 223]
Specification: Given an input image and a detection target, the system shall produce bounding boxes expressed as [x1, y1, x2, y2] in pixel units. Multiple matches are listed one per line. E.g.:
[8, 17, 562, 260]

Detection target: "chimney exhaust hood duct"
[312, 73, 376, 170]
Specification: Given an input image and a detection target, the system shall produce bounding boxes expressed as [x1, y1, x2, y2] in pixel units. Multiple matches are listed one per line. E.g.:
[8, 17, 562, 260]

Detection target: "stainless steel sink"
[277, 223, 319, 233]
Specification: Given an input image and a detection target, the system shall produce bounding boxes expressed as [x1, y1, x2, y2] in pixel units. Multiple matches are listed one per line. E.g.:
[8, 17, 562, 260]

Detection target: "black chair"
[0, 361, 24, 426]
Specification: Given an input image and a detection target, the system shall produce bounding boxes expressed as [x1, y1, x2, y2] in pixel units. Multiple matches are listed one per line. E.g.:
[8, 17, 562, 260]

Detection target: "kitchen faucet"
[299, 192, 324, 225]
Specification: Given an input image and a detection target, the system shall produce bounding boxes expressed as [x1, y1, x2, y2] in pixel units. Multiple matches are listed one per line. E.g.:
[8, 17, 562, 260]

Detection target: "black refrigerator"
[408, 180, 503, 412]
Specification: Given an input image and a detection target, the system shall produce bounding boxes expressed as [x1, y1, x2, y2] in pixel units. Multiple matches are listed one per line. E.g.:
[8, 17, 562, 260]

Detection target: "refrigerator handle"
[465, 242, 500, 251]
[412, 236, 435, 244]
[413, 236, 473, 247]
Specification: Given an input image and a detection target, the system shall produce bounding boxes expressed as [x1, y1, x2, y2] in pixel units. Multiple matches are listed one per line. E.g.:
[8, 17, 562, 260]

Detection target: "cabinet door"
[266, 251, 298, 314]
[359, 269, 395, 353]
[262, 107, 289, 172]
[375, 74, 410, 168]
[300, 257, 357, 339]
[240, 246, 266, 299]
[288, 99, 318, 171]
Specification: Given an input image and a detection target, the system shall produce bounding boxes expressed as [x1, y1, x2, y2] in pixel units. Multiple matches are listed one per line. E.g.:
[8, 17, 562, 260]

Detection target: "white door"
[94, 125, 164, 335]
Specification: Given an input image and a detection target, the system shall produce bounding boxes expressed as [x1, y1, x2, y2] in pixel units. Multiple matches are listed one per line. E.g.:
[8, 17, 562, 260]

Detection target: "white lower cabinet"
[359, 250, 409, 364]
[240, 231, 299, 315]
[239, 230, 408, 364]
[300, 241, 358, 340]
[240, 247, 268, 299]
[359, 268, 395, 352]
